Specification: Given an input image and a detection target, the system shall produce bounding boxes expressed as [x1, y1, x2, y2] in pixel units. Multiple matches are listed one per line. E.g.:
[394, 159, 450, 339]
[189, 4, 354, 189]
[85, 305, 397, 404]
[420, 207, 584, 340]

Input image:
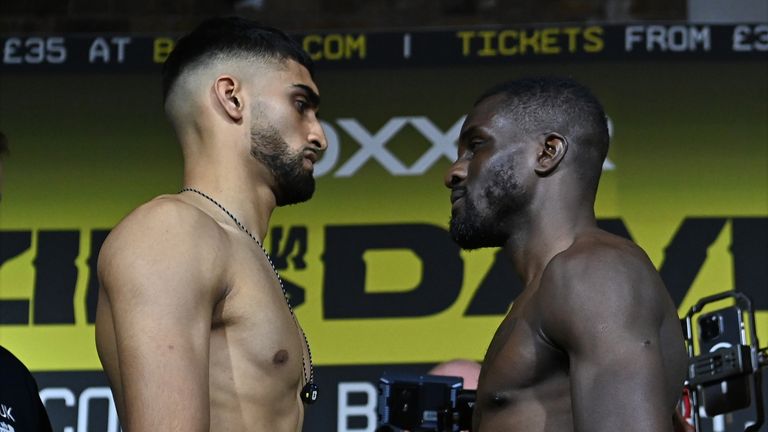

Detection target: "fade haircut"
[476, 77, 609, 194]
[161, 16, 314, 103]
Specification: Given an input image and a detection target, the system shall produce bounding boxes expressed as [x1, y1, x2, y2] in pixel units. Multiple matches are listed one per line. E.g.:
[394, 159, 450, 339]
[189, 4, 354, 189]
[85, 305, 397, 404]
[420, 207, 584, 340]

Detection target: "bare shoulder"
[543, 230, 662, 301]
[538, 230, 669, 340]
[98, 195, 229, 296]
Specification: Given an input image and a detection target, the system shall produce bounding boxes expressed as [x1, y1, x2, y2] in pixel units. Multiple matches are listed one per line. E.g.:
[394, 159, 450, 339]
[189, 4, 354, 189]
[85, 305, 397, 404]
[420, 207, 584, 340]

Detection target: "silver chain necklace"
[180, 187, 319, 404]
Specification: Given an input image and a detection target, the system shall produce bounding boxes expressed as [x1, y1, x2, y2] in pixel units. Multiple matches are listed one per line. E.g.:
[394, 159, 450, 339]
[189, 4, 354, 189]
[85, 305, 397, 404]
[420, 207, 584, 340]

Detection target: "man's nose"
[444, 160, 467, 188]
[308, 119, 327, 151]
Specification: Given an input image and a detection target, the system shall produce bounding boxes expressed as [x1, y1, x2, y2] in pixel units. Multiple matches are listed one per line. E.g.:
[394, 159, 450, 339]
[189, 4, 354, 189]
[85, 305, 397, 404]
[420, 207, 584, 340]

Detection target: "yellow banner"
[1, 61, 766, 370]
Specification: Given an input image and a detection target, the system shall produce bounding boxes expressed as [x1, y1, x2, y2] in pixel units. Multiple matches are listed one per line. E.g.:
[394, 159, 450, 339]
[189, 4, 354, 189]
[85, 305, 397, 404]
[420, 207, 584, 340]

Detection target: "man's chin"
[276, 195, 311, 207]
[450, 227, 483, 250]
[449, 223, 506, 250]
[275, 179, 315, 207]
[451, 235, 494, 250]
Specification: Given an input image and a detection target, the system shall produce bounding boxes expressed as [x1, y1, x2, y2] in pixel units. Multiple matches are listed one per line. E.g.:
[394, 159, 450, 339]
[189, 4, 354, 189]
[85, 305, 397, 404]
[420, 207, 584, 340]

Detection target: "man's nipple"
[490, 393, 509, 408]
[273, 349, 289, 365]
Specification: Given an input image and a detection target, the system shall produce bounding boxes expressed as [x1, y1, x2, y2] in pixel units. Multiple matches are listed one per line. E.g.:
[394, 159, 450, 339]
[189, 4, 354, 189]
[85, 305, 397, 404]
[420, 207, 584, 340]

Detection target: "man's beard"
[449, 164, 527, 250]
[250, 124, 315, 206]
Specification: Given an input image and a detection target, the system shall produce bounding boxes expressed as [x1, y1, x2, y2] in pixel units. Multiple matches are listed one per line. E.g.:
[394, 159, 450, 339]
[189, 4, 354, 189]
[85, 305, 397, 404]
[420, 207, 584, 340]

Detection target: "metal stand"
[682, 291, 764, 432]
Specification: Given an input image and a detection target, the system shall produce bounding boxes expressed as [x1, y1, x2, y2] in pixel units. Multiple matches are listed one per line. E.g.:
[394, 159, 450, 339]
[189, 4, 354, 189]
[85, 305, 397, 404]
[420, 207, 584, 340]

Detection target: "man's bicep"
[540, 254, 672, 431]
[110, 291, 212, 431]
[560, 290, 671, 431]
[569, 337, 671, 432]
[100, 226, 218, 431]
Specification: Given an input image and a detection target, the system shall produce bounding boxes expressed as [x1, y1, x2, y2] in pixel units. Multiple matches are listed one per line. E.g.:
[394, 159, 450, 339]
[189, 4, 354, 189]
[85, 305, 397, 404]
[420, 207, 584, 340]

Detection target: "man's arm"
[97, 199, 225, 432]
[539, 246, 673, 432]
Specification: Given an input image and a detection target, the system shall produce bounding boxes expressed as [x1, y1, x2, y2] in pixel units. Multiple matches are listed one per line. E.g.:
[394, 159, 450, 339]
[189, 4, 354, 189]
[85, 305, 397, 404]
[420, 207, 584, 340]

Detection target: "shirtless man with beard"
[95, 17, 326, 431]
[445, 77, 688, 431]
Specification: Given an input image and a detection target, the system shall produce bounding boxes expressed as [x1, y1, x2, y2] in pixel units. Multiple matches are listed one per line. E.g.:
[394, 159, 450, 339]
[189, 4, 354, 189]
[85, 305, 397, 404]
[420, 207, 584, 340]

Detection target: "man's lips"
[303, 149, 319, 164]
[450, 189, 466, 205]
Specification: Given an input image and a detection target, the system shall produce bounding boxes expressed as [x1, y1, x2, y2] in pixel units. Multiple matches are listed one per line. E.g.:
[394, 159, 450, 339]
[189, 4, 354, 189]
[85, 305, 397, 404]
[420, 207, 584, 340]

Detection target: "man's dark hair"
[161, 17, 313, 102]
[476, 77, 609, 194]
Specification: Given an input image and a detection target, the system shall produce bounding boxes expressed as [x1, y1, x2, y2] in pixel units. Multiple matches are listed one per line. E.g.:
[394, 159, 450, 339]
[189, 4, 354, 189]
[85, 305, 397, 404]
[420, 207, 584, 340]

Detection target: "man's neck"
[182, 158, 276, 241]
[503, 203, 597, 286]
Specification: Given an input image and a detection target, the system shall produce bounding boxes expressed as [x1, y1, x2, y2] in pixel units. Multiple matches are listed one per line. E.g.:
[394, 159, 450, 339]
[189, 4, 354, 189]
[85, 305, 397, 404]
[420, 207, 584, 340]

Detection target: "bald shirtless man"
[445, 77, 688, 431]
[95, 17, 326, 431]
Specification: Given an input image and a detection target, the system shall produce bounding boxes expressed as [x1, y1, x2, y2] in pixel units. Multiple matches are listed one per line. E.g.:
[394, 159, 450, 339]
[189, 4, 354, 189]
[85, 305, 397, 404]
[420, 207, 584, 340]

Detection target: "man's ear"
[213, 75, 243, 122]
[534, 133, 568, 176]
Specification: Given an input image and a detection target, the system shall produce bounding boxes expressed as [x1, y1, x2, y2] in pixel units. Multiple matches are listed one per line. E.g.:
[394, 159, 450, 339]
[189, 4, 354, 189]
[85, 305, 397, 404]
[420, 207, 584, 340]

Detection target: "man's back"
[474, 229, 687, 432]
[95, 195, 309, 431]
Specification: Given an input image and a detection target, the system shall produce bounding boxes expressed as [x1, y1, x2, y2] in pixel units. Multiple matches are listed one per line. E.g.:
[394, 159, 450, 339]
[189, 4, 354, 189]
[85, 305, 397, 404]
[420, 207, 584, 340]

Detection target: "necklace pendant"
[301, 382, 319, 404]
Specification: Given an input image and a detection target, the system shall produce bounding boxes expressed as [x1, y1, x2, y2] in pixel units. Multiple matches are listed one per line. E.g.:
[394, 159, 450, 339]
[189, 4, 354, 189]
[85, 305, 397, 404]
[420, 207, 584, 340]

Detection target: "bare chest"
[477, 292, 568, 407]
[209, 243, 309, 398]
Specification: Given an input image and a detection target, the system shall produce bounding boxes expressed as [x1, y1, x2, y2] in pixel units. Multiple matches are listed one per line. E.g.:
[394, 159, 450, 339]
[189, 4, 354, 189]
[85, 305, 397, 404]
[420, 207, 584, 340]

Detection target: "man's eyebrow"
[459, 125, 479, 142]
[291, 84, 320, 108]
